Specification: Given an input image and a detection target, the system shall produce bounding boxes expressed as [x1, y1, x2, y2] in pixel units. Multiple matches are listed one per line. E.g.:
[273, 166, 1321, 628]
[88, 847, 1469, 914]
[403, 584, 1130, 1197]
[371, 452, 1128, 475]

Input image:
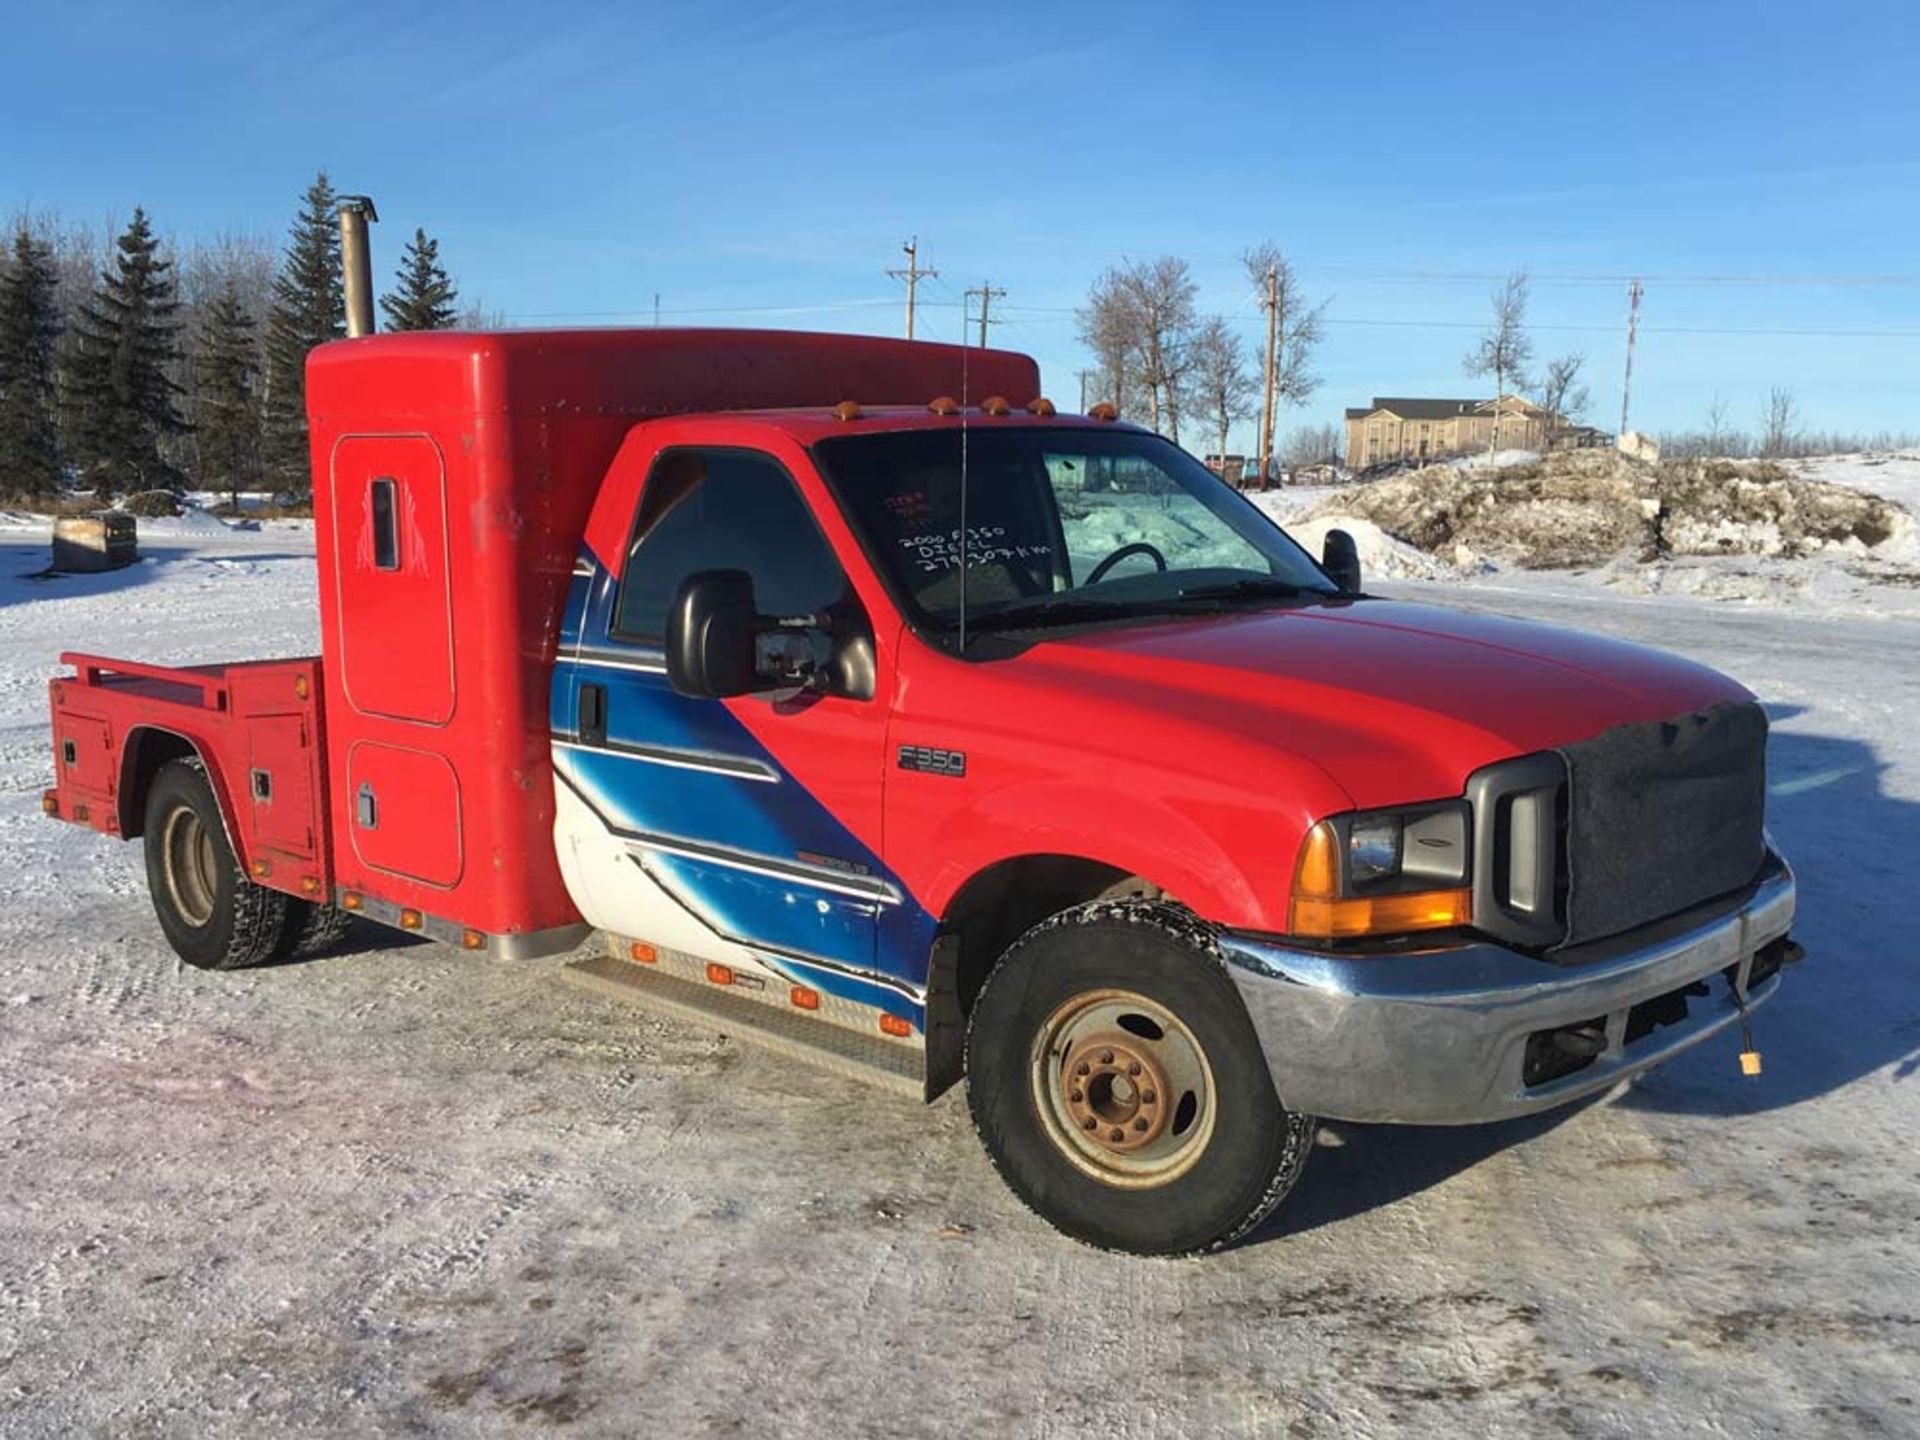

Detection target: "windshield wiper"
[1171, 577, 1329, 604]
[963, 595, 1166, 634]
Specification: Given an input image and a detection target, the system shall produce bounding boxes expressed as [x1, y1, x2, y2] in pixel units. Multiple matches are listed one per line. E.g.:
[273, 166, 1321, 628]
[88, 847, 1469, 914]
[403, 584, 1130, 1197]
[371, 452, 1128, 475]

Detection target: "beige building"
[1345, 395, 1594, 470]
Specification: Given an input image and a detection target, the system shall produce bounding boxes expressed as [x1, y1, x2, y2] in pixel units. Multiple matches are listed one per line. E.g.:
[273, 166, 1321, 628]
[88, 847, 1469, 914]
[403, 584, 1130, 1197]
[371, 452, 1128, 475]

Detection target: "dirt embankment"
[1314, 452, 1910, 570]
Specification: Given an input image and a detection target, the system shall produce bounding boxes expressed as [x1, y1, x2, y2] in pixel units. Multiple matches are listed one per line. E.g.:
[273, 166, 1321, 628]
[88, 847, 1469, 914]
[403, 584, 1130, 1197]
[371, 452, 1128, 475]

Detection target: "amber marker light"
[706, 962, 735, 986]
[832, 400, 862, 422]
[293, 675, 310, 700]
[1288, 820, 1471, 942]
[790, 985, 820, 1011]
[341, 891, 364, 911]
[1026, 397, 1057, 416]
[1088, 402, 1119, 421]
[879, 1013, 912, 1038]
[461, 930, 486, 951]
[398, 908, 424, 931]
[250, 859, 271, 878]
[301, 876, 321, 895]
[40, 793, 58, 816]
[629, 941, 658, 964]
[980, 395, 1012, 417]
[927, 395, 960, 416]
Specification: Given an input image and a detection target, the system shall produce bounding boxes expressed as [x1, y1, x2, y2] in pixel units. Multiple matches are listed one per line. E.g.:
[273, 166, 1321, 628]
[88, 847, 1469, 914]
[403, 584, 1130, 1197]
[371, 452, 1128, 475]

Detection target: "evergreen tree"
[0, 225, 65, 498]
[61, 208, 186, 497]
[262, 172, 343, 489]
[192, 282, 260, 511]
[380, 227, 458, 331]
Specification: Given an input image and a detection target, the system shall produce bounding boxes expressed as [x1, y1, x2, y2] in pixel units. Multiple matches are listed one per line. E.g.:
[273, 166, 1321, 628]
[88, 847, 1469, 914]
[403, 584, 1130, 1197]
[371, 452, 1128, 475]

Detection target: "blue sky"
[6, 0, 1919, 447]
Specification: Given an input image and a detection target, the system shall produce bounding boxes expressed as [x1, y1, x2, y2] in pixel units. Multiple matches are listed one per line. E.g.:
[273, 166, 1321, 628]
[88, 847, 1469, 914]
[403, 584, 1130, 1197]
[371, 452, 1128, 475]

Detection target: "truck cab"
[45, 329, 1799, 1255]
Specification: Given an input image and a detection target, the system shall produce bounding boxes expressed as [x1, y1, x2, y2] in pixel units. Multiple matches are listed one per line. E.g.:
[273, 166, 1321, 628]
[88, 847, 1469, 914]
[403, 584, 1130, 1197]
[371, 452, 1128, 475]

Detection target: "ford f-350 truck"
[43, 324, 1799, 1255]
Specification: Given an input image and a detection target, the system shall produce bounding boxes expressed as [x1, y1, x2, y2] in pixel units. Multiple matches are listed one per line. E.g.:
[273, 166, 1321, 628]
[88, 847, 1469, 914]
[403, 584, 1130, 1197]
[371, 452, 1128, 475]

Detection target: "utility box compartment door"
[331, 435, 455, 726]
[346, 741, 464, 889]
[246, 714, 317, 858]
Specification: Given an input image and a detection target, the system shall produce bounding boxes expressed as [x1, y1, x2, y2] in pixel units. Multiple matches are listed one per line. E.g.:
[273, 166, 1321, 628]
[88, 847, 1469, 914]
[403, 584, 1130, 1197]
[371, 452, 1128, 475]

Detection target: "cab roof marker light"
[1088, 402, 1119, 422]
[832, 400, 862, 422]
[927, 395, 960, 416]
[980, 395, 1012, 417]
[1025, 397, 1057, 417]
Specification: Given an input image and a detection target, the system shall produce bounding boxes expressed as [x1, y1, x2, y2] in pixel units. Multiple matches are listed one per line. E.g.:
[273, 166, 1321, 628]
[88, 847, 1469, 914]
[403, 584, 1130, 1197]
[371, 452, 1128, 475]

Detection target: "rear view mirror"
[1322, 529, 1362, 593]
[666, 570, 764, 698]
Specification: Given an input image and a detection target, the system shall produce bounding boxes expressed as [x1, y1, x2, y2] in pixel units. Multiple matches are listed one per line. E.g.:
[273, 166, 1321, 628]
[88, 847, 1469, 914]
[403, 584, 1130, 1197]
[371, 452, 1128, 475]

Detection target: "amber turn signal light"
[790, 985, 820, 1011]
[879, 1013, 912, 1038]
[706, 962, 734, 986]
[629, 941, 658, 964]
[1288, 820, 1471, 941]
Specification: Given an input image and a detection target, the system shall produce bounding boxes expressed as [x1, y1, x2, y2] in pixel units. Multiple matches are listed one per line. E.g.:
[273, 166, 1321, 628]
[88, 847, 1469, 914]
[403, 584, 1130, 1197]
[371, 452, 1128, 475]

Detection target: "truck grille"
[1468, 700, 1769, 950]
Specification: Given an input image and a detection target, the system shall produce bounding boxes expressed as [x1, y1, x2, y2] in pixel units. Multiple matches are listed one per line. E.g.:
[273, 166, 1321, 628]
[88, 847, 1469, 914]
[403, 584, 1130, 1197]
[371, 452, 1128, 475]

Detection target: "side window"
[369, 477, 400, 571]
[612, 449, 849, 644]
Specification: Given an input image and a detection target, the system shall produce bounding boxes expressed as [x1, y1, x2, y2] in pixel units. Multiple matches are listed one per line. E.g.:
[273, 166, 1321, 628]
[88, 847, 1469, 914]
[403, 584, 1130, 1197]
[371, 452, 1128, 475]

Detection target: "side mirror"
[1321, 529, 1362, 594]
[665, 570, 764, 698]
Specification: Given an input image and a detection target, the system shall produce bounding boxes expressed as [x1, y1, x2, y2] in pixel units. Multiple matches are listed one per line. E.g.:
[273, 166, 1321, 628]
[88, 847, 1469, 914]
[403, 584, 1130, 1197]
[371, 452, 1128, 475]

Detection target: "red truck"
[44, 322, 1799, 1255]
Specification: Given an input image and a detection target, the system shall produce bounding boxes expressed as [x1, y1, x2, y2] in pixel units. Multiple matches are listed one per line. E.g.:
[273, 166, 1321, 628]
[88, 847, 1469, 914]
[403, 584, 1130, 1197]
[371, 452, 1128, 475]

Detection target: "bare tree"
[1281, 422, 1343, 470]
[1241, 242, 1326, 486]
[1189, 317, 1256, 480]
[1704, 392, 1733, 456]
[1076, 268, 1134, 417]
[1535, 353, 1589, 451]
[1464, 270, 1534, 456]
[1760, 386, 1799, 457]
[1110, 257, 1199, 442]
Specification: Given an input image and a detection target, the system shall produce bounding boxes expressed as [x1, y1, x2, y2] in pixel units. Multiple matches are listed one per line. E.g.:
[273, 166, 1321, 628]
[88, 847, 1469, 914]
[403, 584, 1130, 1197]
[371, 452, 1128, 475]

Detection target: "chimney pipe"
[337, 195, 379, 338]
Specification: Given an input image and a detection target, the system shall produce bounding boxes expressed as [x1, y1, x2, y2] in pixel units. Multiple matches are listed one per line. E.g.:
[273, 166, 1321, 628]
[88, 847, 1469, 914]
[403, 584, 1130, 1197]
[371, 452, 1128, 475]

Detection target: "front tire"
[966, 900, 1314, 1255]
[142, 758, 288, 970]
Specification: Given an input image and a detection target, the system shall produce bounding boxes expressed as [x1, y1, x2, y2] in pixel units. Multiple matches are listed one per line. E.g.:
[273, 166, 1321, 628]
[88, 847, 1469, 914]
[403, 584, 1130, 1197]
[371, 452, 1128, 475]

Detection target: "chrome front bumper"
[1218, 862, 1797, 1125]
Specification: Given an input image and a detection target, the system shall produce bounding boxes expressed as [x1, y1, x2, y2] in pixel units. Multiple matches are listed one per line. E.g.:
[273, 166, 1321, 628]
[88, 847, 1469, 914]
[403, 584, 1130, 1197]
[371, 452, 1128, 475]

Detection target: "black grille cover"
[1557, 700, 1768, 947]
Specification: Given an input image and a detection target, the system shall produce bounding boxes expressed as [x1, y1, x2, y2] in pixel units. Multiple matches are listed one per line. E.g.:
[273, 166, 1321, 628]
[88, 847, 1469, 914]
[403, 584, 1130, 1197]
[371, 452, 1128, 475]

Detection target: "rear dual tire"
[966, 901, 1315, 1256]
[142, 758, 354, 969]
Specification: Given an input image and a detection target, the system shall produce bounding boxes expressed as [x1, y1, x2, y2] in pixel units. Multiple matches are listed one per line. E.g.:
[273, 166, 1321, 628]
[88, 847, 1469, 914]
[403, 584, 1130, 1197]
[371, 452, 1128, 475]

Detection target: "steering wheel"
[1085, 541, 1169, 586]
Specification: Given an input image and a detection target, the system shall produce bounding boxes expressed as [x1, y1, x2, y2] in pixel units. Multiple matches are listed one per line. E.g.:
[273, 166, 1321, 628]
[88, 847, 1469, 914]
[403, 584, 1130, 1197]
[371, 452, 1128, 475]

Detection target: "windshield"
[813, 426, 1336, 635]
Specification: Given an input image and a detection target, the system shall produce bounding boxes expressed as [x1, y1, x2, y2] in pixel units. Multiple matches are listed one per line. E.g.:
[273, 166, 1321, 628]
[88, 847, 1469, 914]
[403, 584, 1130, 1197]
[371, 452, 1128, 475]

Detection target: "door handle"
[579, 683, 607, 746]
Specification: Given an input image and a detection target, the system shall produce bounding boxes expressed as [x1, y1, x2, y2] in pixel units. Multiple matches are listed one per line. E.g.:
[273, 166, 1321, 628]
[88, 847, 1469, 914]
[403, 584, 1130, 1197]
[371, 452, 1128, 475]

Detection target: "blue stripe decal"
[555, 546, 937, 1008]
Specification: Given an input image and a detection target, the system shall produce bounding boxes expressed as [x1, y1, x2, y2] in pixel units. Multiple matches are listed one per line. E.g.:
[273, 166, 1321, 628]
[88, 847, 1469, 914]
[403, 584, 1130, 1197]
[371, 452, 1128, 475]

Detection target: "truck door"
[551, 447, 914, 1013]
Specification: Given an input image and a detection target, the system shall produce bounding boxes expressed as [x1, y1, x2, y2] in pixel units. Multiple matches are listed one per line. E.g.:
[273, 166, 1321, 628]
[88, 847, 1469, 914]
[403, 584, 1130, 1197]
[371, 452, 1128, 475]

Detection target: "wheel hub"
[1060, 1032, 1170, 1153]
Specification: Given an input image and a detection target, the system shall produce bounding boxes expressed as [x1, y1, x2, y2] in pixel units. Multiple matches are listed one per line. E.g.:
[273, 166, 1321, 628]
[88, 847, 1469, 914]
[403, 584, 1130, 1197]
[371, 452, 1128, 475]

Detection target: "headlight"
[1290, 801, 1472, 941]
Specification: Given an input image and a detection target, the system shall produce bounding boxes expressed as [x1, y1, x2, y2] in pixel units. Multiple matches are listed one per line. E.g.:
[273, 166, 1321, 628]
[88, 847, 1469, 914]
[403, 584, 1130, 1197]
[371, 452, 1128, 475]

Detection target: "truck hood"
[1000, 598, 1753, 810]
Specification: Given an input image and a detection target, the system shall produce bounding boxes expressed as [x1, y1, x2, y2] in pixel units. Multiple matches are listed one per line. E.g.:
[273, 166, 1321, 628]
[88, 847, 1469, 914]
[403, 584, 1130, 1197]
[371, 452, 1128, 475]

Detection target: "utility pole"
[653, 293, 660, 327]
[886, 237, 938, 341]
[965, 282, 1006, 347]
[1257, 262, 1279, 489]
[1620, 277, 1643, 437]
[1077, 370, 1096, 412]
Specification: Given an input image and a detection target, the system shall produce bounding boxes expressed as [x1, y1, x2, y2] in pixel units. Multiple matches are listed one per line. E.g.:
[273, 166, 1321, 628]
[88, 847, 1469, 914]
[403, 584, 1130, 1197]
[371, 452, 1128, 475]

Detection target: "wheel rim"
[161, 805, 219, 928]
[1029, 988, 1216, 1190]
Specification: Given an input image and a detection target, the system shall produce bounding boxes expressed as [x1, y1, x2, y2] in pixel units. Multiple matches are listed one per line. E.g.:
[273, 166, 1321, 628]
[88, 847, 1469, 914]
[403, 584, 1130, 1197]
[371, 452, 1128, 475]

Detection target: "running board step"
[559, 954, 926, 1098]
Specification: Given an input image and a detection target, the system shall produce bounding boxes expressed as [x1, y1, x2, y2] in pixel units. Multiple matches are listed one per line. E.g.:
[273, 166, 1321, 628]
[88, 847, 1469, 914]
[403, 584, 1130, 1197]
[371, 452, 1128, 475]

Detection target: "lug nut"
[1133, 1118, 1148, 1132]
[1099, 1050, 1114, 1065]
[1069, 1089, 1083, 1103]
[1109, 1127, 1125, 1142]
[1142, 1090, 1157, 1105]
[1127, 1061, 1141, 1076]
[1075, 1061, 1090, 1077]
[1082, 1117, 1097, 1131]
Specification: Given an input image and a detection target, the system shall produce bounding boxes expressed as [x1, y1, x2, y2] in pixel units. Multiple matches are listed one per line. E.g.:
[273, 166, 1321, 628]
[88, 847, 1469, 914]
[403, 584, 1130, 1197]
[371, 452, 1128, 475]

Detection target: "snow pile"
[1448, 448, 1540, 472]
[1316, 449, 1910, 571]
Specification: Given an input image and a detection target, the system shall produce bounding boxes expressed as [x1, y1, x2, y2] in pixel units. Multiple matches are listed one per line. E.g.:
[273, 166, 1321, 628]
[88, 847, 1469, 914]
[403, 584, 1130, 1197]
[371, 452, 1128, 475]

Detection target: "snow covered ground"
[1, 505, 1917, 1437]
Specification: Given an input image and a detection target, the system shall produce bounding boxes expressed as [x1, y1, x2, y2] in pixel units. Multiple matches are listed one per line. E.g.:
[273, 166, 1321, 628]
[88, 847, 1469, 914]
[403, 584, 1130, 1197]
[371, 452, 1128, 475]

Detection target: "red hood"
[992, 599, 1751, 810]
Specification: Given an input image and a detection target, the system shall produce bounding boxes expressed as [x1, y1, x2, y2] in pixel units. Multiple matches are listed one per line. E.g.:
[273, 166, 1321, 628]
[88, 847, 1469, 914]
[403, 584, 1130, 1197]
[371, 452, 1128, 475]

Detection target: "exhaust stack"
[337, 196, 379, 338]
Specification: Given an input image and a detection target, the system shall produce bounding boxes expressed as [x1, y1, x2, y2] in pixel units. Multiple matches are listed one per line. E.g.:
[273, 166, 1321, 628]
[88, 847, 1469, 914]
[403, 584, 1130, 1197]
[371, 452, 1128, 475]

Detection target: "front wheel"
[142, 758, 288, 970]
[966, 900, 1314, 1255]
